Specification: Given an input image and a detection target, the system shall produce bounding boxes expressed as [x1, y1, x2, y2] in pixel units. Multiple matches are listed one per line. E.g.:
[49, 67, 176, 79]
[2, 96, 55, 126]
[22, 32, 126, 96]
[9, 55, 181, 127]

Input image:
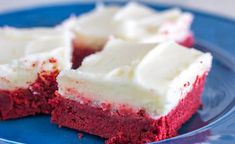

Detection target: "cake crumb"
[78, 133, 84, 139]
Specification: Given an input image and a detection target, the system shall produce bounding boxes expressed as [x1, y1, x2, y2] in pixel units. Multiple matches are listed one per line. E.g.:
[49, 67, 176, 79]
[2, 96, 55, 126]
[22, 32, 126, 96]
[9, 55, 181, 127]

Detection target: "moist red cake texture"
[178, 33, 194, 48]
[51, 67, 207, 144]
[72, 40, 101, 69]
[0, 63, 59, 120]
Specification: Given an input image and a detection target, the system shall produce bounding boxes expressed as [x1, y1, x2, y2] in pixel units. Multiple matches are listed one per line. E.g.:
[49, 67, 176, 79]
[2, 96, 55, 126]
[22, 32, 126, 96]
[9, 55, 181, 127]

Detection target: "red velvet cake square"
[63, 2, 194, 69]
[51, 40, 212, 143]
[0, 27, 72, 120]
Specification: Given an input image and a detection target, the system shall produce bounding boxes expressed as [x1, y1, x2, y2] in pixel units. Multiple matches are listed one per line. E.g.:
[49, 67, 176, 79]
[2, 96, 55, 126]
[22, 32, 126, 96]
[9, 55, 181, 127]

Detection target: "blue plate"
[0, 2, 235, 144]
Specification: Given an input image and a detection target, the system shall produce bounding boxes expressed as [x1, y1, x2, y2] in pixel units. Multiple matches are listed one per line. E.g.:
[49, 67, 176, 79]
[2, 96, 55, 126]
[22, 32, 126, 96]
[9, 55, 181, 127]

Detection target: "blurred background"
[0, 0, 235, 19]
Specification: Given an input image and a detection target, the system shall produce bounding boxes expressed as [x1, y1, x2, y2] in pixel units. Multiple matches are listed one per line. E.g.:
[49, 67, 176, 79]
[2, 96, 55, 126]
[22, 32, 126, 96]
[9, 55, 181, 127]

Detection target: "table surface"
[0, 0, 235, 19]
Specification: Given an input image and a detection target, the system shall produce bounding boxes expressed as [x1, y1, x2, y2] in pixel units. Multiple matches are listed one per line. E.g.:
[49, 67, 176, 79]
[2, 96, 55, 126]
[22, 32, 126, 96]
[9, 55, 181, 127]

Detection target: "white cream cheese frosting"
[0, 27, 73, 90]
[57, 40, 212, 118]
[62, 2, 193, 49]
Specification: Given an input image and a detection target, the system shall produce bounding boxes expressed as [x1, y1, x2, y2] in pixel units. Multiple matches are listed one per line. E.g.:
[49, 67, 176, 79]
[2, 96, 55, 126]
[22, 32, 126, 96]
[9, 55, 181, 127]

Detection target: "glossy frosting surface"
[58, 40, 212, 117]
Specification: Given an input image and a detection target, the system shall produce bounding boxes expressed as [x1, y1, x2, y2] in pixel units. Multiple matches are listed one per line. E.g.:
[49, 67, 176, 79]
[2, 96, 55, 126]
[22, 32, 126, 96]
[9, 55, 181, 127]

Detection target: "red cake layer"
[178, 33, 194, 48]
[72, 40, 100, 69]
[0, 70, 59, 120]
[51, 73, 207, 144]
[72, 35, 194, 69]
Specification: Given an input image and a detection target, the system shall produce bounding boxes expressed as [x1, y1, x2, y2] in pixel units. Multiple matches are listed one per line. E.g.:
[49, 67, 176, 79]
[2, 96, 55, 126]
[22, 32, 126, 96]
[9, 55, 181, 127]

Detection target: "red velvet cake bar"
[63, 2, 194, 68]
[51, 40, 212, 143]
[0, 27, 72, 120]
